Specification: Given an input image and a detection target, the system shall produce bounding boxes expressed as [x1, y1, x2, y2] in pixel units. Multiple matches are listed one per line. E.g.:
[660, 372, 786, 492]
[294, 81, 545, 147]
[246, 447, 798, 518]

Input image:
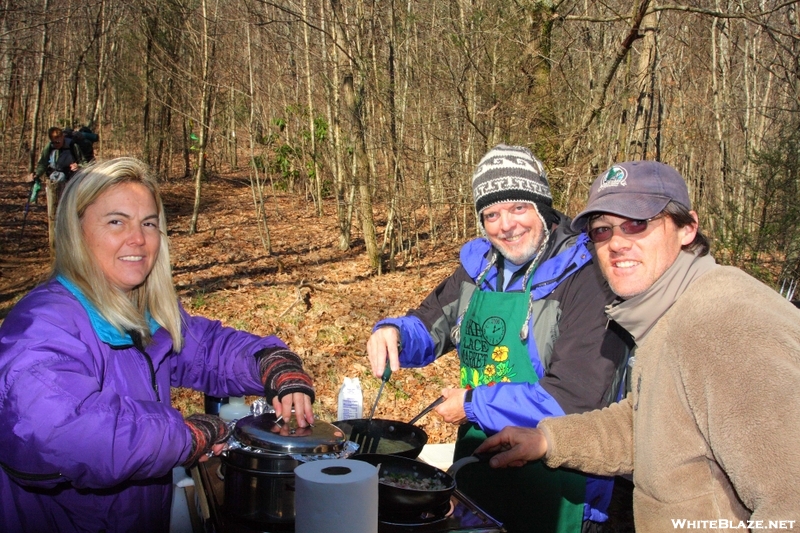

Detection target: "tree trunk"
[342, 71, 380, 271]
[190, 0, 218, 235]
[626, 8, 659, 160]
[245, 19, 271, 253]
[711, 3, 733, 244]
[302, 0, 322, 216]
[30, 0, 52, 254]
[89, 0, 108, 128]
[142, 16, 154, 166]
[330, 0, 352, 250]
[155, 77, 174, 178]
[29, 0, 50, 174]
[522, 1, 557, 156]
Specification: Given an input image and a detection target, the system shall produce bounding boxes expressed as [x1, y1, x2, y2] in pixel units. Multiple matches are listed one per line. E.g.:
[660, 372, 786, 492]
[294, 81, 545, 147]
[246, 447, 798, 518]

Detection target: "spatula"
[350, 364, 391, 454]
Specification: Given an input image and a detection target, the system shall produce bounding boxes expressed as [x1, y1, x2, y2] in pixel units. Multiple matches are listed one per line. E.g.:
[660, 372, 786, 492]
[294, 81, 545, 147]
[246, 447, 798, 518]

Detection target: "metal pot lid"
[233, 413, 346, 455]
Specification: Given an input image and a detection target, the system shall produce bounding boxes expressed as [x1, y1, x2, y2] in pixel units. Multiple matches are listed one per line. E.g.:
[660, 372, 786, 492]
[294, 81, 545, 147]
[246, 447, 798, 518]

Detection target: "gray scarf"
[605, 249, 717, 344]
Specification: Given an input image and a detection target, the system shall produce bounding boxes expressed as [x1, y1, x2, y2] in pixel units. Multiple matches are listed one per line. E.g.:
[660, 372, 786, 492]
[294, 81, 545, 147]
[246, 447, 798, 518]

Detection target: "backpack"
[64, 126, 98, 162]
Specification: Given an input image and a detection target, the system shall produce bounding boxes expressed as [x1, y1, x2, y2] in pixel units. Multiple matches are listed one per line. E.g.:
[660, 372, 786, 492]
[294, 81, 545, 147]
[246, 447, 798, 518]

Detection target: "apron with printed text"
[454, 280, 587, 533]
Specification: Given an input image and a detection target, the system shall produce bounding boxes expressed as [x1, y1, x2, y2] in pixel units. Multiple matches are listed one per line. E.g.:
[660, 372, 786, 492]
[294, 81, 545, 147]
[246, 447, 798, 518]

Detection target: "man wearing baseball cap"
[366, 145, 632, 532]
[476, 161, 800, 528]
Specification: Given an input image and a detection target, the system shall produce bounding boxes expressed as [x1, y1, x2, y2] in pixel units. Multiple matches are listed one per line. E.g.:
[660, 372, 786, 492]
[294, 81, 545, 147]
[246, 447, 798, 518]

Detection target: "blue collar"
[57, 275, 160, 347]
[461, 232, 592, 298]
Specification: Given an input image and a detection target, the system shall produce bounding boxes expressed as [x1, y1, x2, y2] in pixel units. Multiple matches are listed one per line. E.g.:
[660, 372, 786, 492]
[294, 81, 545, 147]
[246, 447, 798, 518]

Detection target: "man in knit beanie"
[366, 144, 632, 532]
[471, 144, 559, 265]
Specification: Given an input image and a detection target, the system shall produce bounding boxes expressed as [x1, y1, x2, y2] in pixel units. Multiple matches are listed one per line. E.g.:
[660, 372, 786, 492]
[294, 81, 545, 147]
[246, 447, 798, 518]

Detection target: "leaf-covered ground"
[0, 171, 461, 444]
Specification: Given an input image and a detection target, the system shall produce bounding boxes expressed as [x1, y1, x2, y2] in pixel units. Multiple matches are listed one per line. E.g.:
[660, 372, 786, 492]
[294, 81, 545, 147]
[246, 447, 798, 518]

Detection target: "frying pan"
[351, 453, 455, 519]
[333, 395, 444, 459]
[332, 418, 427, 458]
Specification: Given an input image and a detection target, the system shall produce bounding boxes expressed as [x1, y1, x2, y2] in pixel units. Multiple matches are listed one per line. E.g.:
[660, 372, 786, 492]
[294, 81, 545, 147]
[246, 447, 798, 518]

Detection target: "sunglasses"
[587, 215, 665, 243]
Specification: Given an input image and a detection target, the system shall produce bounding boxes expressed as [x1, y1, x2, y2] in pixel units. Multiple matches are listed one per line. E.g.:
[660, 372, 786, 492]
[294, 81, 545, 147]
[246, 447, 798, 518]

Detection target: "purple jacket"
[0, 278, 286, 532]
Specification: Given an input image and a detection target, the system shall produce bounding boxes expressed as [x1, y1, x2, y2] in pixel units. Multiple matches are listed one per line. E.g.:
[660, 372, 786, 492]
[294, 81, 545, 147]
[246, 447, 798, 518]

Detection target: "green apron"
[454, 280, 587, 533]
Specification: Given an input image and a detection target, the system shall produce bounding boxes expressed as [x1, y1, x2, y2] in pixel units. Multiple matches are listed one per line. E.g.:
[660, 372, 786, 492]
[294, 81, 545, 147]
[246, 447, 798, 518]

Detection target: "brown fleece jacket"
[539, 267, 800, 531]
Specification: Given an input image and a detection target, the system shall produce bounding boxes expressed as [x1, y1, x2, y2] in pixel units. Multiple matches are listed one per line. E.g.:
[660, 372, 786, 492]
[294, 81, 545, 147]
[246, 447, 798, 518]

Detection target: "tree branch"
[557, 0, 653, 163]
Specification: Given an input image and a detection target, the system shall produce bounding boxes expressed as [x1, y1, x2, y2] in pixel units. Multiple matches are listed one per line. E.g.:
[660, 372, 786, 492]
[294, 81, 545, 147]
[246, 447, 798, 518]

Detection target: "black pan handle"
[408, 395, 445, 425]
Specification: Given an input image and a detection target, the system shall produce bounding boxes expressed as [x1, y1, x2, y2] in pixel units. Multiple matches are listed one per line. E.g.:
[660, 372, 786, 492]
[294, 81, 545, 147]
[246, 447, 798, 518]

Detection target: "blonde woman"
[0, 157, 314, 533]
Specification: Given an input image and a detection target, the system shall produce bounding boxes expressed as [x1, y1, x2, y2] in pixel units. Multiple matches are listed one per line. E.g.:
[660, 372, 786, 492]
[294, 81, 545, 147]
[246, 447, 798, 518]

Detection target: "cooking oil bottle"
[337, 377, 363, 420]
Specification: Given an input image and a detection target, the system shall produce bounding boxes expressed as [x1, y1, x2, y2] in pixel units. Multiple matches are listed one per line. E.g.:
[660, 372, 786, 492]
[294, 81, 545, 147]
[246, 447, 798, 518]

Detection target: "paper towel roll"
[294, 458, 378, 533]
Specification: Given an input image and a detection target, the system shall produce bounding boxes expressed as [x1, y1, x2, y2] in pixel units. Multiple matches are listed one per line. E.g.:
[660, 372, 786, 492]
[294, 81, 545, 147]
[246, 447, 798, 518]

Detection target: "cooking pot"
[221, 413, 346, 525]
[332, 418, 427, 458]
[351, 453, 456, 520]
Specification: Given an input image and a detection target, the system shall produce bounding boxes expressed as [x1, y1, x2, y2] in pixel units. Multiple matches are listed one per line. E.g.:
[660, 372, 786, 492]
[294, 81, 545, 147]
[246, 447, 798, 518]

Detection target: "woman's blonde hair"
[53, 157, 184, 350]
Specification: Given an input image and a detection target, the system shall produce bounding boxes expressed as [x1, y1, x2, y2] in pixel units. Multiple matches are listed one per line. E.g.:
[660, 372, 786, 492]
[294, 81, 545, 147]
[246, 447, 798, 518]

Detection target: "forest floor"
[0, 167, 463, 444]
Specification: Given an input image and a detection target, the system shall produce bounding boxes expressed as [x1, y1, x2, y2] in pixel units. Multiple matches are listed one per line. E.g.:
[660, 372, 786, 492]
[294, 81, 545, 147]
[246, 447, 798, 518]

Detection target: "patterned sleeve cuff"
[255, 347, 316, 403]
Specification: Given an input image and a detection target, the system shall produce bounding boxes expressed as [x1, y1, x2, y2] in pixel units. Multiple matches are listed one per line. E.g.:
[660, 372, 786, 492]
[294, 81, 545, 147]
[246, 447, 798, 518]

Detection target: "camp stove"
[193, 456, 505, 532]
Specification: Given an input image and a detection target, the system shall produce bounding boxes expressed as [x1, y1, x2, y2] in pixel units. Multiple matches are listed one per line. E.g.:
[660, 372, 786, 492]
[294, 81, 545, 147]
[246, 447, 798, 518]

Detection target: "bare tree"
[3, 0, 799, 282]
[189, 0, 219, 235]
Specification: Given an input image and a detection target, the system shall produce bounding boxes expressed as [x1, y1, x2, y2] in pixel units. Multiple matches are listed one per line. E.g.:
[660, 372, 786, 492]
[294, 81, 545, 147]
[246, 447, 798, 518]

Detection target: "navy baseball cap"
[570, 161, 691, 232]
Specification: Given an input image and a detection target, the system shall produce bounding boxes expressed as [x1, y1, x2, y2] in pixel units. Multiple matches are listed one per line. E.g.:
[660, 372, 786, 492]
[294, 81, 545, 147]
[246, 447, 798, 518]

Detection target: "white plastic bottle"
[337, 377, 363, 420]
[219, 396, 250, 423]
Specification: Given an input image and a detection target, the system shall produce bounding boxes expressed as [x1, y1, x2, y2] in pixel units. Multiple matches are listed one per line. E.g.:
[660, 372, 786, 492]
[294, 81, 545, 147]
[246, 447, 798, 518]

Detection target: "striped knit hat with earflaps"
[471, 144, 552, 216]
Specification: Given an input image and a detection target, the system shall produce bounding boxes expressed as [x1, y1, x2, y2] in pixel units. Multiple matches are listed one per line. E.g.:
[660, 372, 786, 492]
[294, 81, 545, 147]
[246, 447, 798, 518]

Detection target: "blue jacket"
[374, 220, 630, 522]
[0, 278, 286, 532]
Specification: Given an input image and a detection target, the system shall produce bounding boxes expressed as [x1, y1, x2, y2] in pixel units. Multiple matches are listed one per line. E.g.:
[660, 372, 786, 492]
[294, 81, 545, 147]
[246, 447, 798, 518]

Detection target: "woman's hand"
[273, 391, 315, 427]
[255, 347, 316, 427]
[198, 442, 227, 463]
[183, 414, 231, 466]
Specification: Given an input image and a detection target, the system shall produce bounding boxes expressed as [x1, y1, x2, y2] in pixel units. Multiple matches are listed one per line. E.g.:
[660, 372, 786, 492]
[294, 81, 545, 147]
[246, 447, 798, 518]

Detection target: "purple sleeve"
[170, 306, 289, 397]
[466, 381, 566, 433]
[372, 264, 476, 367]
[0, 291, 187, 489]
[373, 316, 437, 367]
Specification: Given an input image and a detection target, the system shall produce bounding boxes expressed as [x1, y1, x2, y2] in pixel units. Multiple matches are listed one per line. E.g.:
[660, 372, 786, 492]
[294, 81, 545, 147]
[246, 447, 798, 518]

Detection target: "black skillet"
[351, 452, 456, 520]
[333, 396, 445, 459]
